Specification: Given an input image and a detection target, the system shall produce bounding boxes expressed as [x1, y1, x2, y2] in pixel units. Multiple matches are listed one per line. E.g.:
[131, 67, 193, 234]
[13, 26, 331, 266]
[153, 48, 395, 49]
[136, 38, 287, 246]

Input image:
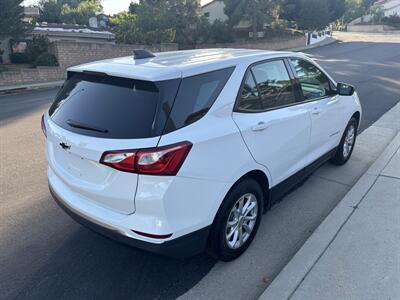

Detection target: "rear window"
[163, 67, 235, 134]
[49, 73, 180, 139]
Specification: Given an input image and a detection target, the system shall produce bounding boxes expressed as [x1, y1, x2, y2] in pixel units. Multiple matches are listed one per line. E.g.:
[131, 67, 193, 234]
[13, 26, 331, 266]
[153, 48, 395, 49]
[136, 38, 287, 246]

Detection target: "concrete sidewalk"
[0, 80, 64, 94]
[260, 104, 400, 300]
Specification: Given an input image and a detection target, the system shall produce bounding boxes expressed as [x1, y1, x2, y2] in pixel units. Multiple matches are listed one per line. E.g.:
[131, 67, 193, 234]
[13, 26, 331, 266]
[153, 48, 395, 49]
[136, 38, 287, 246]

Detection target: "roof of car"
[68, 48, 298, 81]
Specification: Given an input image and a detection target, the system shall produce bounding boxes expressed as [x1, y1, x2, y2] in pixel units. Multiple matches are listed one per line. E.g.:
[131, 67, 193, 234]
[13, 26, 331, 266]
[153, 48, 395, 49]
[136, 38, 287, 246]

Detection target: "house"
[201, 0, 228, 23]
[349, 0, 400, 25]
[201, 0, 252, 33]
[22, 6, 40, 23]
[373, 0, 400, 16]
[27, 23, 115, 44]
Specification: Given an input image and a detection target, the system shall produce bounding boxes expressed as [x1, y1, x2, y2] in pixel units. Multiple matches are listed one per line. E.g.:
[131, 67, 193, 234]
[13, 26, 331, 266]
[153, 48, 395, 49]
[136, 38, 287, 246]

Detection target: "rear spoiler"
[67, 70, 108, 79]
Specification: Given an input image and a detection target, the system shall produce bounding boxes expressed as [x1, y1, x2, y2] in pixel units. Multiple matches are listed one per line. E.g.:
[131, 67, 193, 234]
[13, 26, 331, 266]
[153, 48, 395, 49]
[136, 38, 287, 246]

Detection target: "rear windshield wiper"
[66, 119, 108, 133]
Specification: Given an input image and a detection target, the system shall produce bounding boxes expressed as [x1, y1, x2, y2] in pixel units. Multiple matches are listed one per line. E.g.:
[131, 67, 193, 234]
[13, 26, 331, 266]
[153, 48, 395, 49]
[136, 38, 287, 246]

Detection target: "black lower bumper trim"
[49, 185, 210, 258]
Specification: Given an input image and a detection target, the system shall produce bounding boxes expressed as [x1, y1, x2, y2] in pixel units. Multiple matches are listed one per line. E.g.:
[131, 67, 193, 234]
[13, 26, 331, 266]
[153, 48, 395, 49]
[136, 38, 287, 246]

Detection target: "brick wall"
[0, 37, 305, 87]
[52, 41, 178, 68]
[0, 41, 178, 87]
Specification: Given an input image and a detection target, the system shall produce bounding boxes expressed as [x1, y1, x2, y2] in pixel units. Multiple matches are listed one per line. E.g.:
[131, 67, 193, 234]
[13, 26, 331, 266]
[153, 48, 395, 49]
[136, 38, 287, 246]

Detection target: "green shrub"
[383, 14, 400, 28]
[34, 52, 58, 66]
[28, 35, 51, 61]
[209, 20, 234, 43]
[10, 52, 32, 64]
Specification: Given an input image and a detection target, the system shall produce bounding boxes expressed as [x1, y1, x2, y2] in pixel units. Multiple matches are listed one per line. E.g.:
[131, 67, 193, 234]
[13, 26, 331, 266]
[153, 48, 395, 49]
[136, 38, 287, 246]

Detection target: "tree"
[133, 0, 204, 45]
[342, 0, 377, 23]
[299, 0, 330, 30]
[110, 12, 141, 44]
[39, 0, 63, 23]
[61, 0, 103, 25]
[39, 0, 79, 23]
[361, 0, 375, 11]
[224, 0, 273, 40]
[328, 0, 346, 22]
[110, 11, 175, 44]
[0, 0, 27, 39]
[128, 1, 139, 13]
[38, 0, 101, 25]
[111, 0, 228, 45]
[169, 0, 205, 45]
[280, 0, 331, 30]
[209, 20, 234, 43]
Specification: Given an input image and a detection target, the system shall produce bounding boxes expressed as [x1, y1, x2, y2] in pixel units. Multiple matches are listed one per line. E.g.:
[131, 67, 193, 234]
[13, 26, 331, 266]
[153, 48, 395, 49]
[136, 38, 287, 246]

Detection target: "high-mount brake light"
[100, 141, 192, 176]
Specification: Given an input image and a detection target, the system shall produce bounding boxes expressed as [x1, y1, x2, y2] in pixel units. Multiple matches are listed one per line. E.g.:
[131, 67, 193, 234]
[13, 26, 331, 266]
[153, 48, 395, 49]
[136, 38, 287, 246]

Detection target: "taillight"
[100, 151, 136, 172]
[41, 114, 47, 137]
[100, 141, 192, 176]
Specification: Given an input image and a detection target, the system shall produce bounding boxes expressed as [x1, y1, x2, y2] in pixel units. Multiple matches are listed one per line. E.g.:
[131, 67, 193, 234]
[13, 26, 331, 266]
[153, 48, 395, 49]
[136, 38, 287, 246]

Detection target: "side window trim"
[249, 69, 265, 110]
[234, 57, 298, 113]
[283, 58, 304, 103]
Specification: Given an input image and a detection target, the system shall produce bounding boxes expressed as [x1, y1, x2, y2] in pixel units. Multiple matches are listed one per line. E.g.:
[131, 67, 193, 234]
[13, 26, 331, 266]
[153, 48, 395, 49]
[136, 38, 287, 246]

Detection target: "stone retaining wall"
[0, 36, 307, 87]
[51, 41, 178, 69]
[195, 36, 306, 51]
[0, 42, 178, 87]
[0, 66, 64, 87]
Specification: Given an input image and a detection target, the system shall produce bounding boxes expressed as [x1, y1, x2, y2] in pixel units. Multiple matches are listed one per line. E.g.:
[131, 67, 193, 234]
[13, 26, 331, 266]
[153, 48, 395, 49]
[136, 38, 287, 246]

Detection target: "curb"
[259, 126, 400, 299]
[289, 37, 338, 52]
[0, 81, 64, 95]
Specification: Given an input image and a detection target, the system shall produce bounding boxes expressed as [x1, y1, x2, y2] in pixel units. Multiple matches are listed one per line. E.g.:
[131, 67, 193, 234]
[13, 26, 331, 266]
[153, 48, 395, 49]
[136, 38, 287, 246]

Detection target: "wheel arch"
[351, 111, 361, 129]
[213, 169, 271, 223]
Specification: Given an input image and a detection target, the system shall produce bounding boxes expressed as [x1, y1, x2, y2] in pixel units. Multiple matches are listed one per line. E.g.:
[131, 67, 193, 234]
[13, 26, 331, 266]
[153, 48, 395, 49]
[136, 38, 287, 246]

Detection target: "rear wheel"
[207, 179, 263, 261]
[330, 117, 358, 165]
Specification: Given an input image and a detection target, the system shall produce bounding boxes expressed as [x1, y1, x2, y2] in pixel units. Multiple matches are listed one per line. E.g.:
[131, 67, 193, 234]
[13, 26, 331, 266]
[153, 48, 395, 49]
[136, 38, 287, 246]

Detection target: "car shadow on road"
[0, 88, 58, 126]
[13, 213, 216, 300]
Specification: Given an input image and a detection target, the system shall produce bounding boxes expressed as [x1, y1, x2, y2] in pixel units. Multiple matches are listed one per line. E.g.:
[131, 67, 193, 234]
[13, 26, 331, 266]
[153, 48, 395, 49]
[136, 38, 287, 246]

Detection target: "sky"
[23, 0, 213, 15]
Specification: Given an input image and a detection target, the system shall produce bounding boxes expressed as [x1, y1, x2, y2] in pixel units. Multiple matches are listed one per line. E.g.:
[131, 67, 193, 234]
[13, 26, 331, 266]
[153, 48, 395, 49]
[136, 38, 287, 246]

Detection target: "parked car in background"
[43, 49, 361, 261]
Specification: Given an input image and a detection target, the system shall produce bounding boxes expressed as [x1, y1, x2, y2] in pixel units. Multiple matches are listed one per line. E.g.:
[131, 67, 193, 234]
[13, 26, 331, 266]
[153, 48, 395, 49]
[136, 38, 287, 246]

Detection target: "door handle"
[311, 108, 321, 115]
[252, 121, 269, 131]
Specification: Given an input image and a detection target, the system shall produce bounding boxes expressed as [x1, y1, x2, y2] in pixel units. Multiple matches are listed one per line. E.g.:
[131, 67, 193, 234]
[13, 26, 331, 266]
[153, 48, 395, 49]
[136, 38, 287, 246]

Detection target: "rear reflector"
[41, 114, 47, 137]
[132, 230, 173, 239]
[100, 141, 192, 176]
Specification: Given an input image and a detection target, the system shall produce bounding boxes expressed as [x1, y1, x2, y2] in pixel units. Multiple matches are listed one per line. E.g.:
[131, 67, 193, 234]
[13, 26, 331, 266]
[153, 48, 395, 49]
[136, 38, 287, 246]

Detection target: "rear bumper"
[49, 184, 210, 258]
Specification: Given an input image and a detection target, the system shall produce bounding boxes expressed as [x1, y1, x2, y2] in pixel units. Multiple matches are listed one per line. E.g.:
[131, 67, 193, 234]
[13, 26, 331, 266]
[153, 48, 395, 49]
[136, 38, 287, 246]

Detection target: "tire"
[330, 117, 358, 165]
[207, 178, 263, 261]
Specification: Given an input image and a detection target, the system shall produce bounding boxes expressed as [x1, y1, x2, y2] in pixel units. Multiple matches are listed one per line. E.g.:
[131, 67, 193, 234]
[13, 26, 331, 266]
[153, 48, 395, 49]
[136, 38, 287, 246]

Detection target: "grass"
[0, 64, 10, 73]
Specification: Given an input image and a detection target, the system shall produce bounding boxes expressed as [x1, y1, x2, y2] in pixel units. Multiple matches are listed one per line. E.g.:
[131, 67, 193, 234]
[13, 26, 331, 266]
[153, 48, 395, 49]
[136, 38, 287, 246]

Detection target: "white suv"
[43, 49, 361, 261]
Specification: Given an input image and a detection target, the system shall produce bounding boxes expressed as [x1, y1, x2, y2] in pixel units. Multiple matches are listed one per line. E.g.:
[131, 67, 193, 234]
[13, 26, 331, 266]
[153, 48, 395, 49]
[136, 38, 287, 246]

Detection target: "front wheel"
[207, 179, 263, 261]
[330, 117, 358, 165]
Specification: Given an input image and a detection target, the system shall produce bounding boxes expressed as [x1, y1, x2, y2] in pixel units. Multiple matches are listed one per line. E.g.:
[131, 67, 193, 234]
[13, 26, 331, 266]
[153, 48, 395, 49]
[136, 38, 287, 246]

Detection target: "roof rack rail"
[133, 49, 155, 60]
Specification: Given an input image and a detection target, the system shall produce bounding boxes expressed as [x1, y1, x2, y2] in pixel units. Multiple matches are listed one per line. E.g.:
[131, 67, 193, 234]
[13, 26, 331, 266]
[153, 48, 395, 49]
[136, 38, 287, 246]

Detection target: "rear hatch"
[46, 71, 180, 214]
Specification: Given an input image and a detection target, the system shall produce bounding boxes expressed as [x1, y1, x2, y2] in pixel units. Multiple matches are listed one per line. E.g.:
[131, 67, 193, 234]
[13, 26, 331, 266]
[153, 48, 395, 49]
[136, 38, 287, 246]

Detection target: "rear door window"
[236, 72, 263, 112]
[49, 72, 180, 139]
[251, 60, 295, 110]
[163, 67, 235, 133]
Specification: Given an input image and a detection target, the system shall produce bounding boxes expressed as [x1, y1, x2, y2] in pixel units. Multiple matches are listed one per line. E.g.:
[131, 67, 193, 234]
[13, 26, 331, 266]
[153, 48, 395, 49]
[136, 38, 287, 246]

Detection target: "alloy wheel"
[343, 124, 355, 158]
[225, 193, 258, 249]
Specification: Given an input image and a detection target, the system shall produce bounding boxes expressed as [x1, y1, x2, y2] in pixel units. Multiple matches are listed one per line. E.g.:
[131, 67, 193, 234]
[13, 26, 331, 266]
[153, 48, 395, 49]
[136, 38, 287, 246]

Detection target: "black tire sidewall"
[332, 117, 358, 165]
[209, 178, 263, 261]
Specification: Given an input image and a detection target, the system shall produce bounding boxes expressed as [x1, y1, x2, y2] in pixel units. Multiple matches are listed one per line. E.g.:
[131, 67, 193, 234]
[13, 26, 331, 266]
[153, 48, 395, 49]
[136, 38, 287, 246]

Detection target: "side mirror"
[337, 83, 355, 96]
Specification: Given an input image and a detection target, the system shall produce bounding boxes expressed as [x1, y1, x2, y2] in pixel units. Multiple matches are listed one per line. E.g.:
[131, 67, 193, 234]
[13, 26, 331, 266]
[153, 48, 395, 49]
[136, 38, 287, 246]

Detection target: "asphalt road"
[1, 38, 399, 300]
